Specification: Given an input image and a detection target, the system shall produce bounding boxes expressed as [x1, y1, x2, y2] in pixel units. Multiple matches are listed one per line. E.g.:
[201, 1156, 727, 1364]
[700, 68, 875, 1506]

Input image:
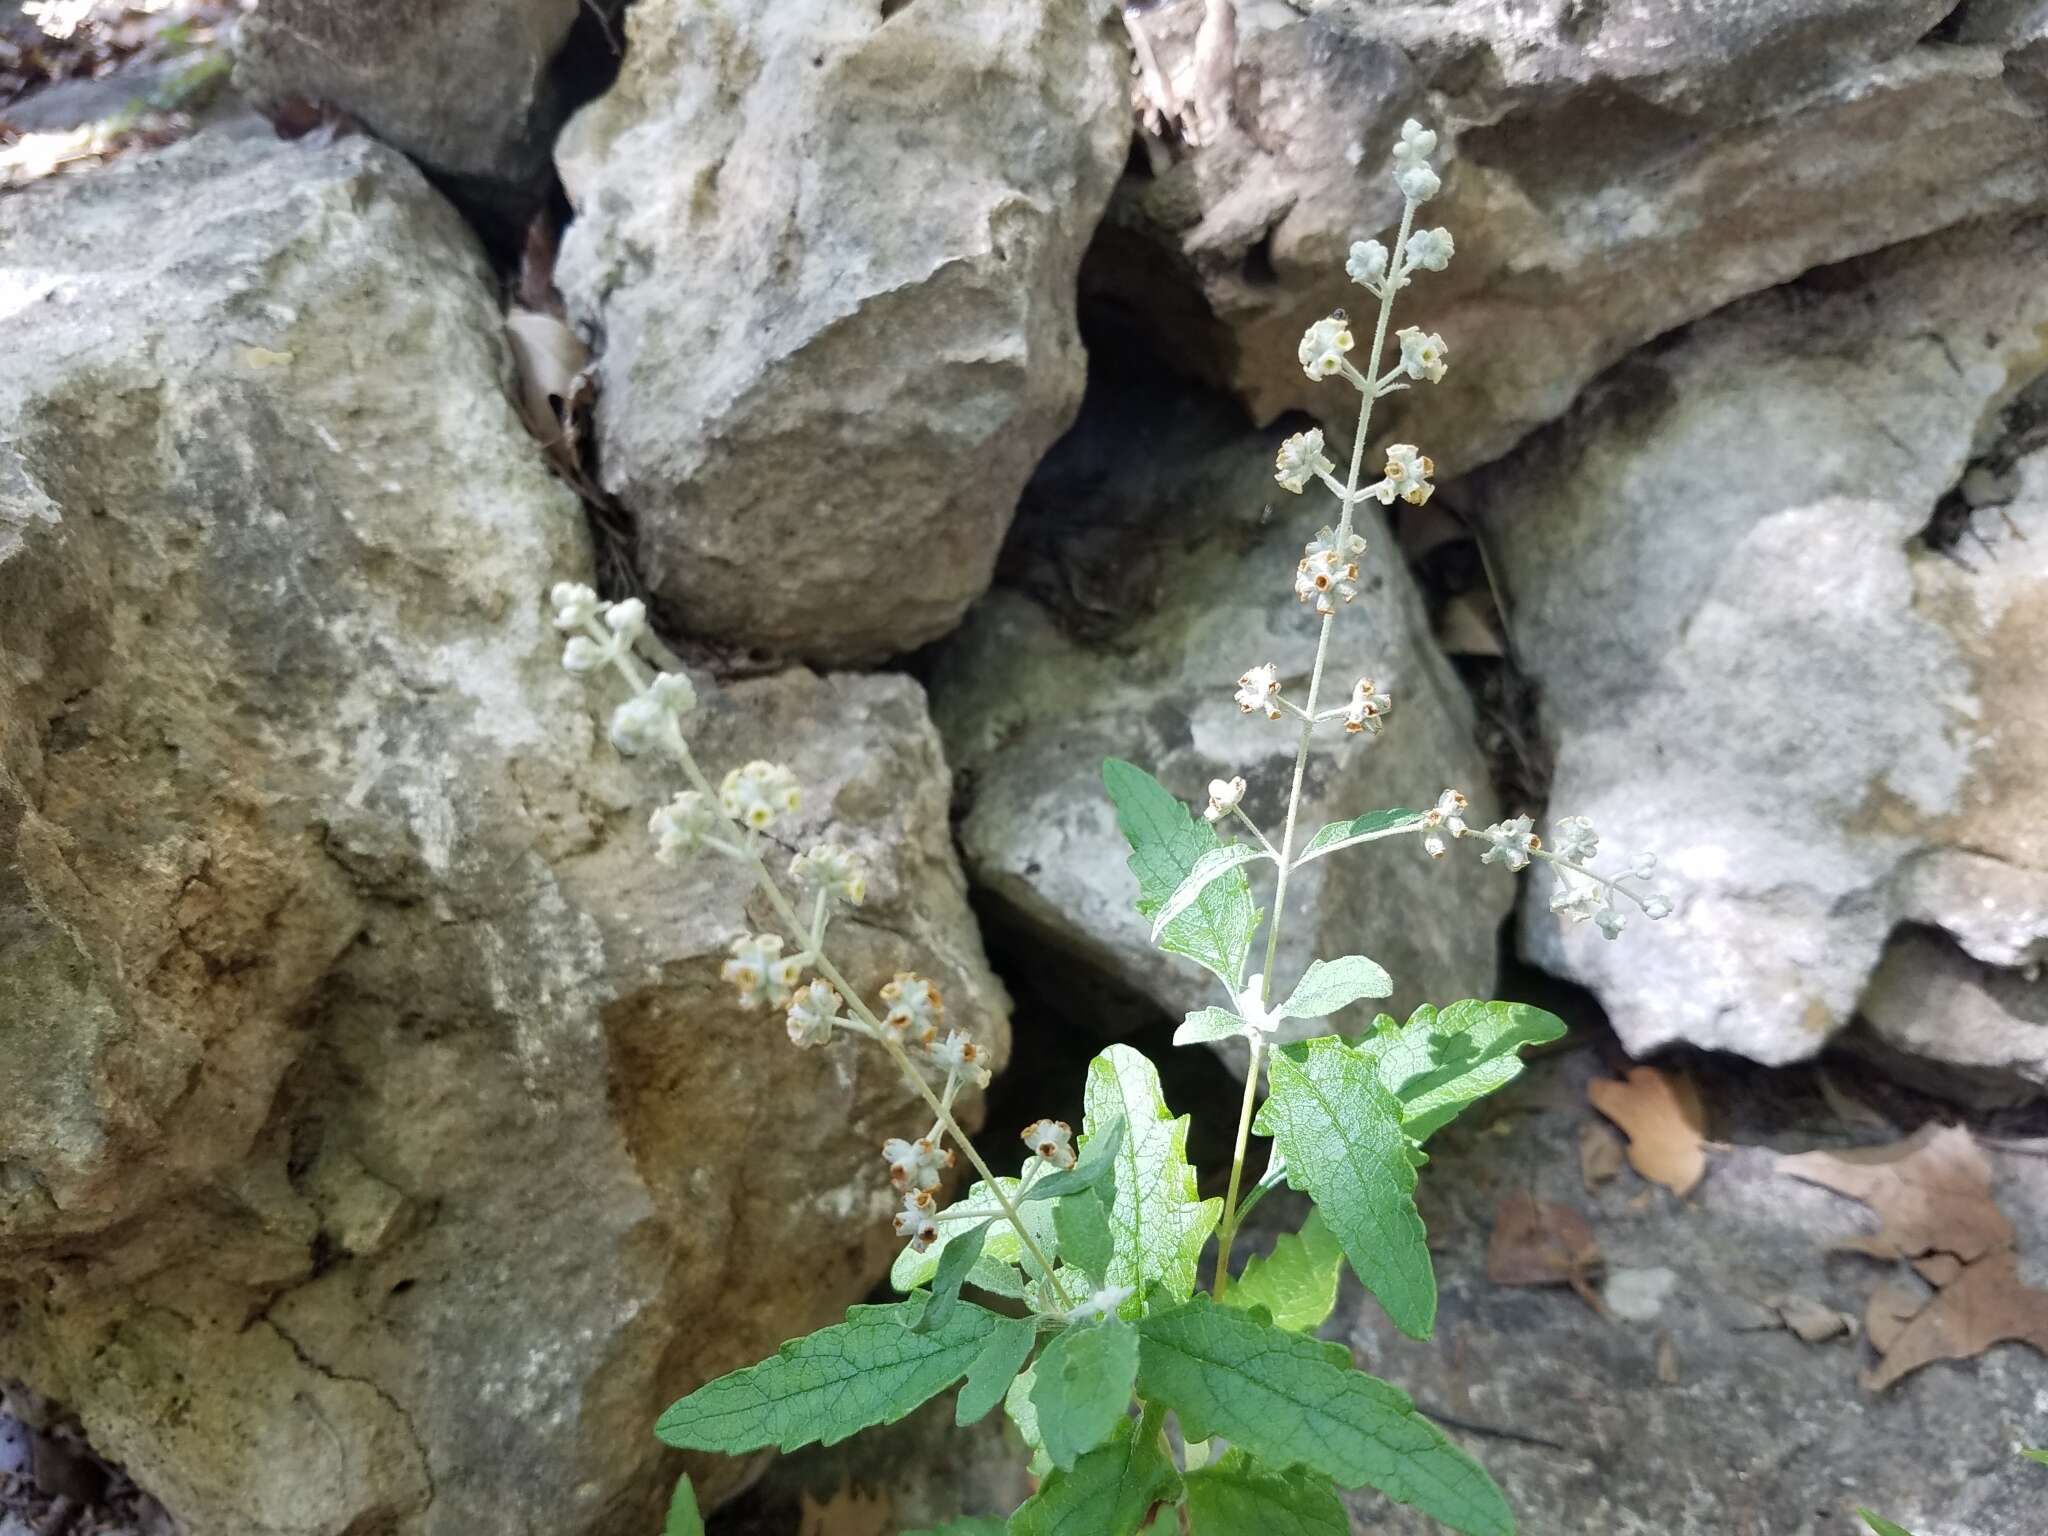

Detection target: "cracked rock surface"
[0, 126, 1005, 1536]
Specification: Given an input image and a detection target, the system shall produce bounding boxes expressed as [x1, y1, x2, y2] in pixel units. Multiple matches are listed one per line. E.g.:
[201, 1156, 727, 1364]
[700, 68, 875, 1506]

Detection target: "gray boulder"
[554, 0, 1131, 663]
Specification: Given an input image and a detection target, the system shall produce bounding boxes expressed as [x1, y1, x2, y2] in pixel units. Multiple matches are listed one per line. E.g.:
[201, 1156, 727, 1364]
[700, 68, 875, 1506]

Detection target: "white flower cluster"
[1295, 525, 1366, 616]
[1441, 806, 1674, 941]
[1235, 663, 1282, 720]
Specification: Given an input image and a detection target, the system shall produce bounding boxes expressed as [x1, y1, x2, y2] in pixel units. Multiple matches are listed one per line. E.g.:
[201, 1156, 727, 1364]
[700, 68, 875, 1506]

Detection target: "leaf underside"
[1085, 1043, 1222, 1315]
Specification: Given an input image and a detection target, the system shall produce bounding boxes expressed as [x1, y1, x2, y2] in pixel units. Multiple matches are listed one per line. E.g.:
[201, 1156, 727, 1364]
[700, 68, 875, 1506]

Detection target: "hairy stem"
[1216, 198, 1417, 1288]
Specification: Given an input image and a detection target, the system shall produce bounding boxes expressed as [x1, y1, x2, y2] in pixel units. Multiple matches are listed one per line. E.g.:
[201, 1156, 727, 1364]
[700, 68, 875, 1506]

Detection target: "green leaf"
[1004, 1365, 1052, 1478]
[918, 1219, 993, 1333]
[1362, 1001, 1567, 1143]
[1184, 1450, 1347, 1535]
[1858, 1514, 1914, 1536]
[1135, 1298, 1512, 1536]
[2024, 1449, 2048, 1467]
[1023, 1118, 1125, 1203]
[1103, 758, 1258, 989]
[956, 1306, 1035, 1427]
[1174, 1006, 1246, 1047]
[1256, 1038, 1435, 1339]
[1293, 808, 1423, 867]
[1151, 844, 1272, 940]
[1008, 1413, 1182, 1536]
[1277, 955, 1393, 1019]
[1030, 1320, 1140, 1471]
[1054, 1188, 1115, 1288]
[903, 1521, 1010, 1536]
[894, 1176, 1058, 1294]
[1085, 1043, 1222, 1315]
[655, 1300, 1031, 1452]
[1224, 1208, 1343, 1334]
[662, 1474, 705, 1536]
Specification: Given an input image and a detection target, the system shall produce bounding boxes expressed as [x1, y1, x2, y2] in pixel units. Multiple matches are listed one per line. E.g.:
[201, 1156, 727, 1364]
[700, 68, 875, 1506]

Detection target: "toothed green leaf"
[1360, 1000, 1567, 1143]
[1224, 1208, 1343, 1334]
[1084, 1044, 1222, 1316]
[1007, 1414, 1182, 1536]
[1183, 1450, 1347, 1535]
[1030, 1320, 1139, 1471]
[1294, 808, 1423, 867]
[655, 1299, 1031, 1453]
[1103, 758, 1258, 989]
[918, 1219, 993, 1333]
[1256, 1038, 1435, 1338]
[1135, 1298, 1512, 1536]
[1152, 844, 1272, 940]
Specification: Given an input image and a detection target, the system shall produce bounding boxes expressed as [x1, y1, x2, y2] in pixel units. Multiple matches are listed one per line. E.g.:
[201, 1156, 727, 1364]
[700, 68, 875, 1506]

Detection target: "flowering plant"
[557, 120, 1669, 1536]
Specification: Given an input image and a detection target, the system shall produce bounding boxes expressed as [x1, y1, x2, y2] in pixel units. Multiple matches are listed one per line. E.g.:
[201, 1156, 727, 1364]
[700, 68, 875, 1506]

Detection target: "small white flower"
[1343, 677, 1392, 735]
[608, 672, 698, 755]
[1595, 904, 1628, 940]
[791, 843, 867, 906]
[1235, 664, 1282, 720]
[1294, 526, 1365, 616]
[1642, 893, 1674, 921]
[1066, 1283, 1135, 1323]
[1405, 226, 1454, 272]
[881, 972, 944, 1043]
[723, 932, 798, 1010]
[1631, 852, 1659, 880]
[1479, 814, 1540, 872]
[883, 1134, 952, 1193]
[1551, 815, 1599, 863]
[1297, 314, 1355, 381]
[929, 1028, 991, 1088]
[1396, 162, 1442, 203]
[1373, 444, 1435, 506]
[1022, 1118, 1075, 1171]
[605, 597, 647, 644]
[563, 598, 649, 671]
[1548, 871, 1605, 924]
[649, 790, 720, 863]
[550, 581, 602, 631]
[720, 760, 801, 830]
[561, 635, 615, 673]
[894, 1189, 940, 1251]
[1274, 429, 1336, 494]
[786, 978, 844, 1047]
[1420, 788, 1469, 858]
[1345, 239, 1391, 289]
[1396, 327, 1449, 384]
[1393, 118, 1438, 167]
[1204, 775, 1247, 823]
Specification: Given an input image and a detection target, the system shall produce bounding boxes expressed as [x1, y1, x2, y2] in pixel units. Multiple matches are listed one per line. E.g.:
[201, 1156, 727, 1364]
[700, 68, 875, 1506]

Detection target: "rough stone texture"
[1294, 1045, 2048, 1534]
[1858, 928, 2048, 1109]
[0, 128, 1006, 1536]
[1094, 0, 2048, 476]
[233, 0, 590, 188]
[930, 377, 1512, 1050]
[553, 0, 1130, 663]
[1456, 217, 2048, 1077]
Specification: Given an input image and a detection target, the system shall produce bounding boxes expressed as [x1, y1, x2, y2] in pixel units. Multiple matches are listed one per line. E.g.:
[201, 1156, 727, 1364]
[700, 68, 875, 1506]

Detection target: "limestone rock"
[1095, 0, 2048, 473]
[0, 128, 1005, 1536]
[554, 0, 1130, 662]
[1857, 928, 2048, 1108]
[1459, 217, 2048, 1077]
[930, 380, 1510, 1050]
[233, 0, 594, 189]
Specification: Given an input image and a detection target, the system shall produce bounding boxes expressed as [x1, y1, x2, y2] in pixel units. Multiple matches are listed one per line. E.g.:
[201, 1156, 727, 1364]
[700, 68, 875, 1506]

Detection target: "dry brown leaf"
[1579, 1121, 1626, 1190]
[1862, 1249, 2048, 1391]
[1587, 1066, 1707, 1197]
[1865, 1277, 1929, 1353]
[1777, 1124, 2013, 1263]
[1770, 1293, 1858, 1345]
[505, 307, 589, 449]
[798, 1484, 893, 1536]
[1487, 1194, 1602, 1312]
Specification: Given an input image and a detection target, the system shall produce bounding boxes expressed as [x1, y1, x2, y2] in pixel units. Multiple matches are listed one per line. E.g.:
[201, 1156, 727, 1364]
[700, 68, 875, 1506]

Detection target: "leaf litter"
[1586, 1065, 1707, 1197]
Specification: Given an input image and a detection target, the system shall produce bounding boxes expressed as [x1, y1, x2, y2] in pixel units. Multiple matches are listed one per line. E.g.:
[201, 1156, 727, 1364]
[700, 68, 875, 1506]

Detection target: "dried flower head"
[1235, 663, 1283, 719]
[1021, 1118, 1076, 1170]
[880, 972, 944, 1043]
[1344, 678, 1392, 734]
[1274, 428, 1336, 494]
[1204, 776, 1247, 823]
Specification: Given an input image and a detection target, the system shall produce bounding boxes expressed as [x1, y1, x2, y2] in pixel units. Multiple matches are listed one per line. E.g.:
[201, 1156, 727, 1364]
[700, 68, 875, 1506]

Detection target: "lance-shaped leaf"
[1103, 758, 1259, 988]
[1031, 1319, 1140, 1470]
[916, 1219, 992, 1333]
[1361, 1000, 1567, 1143]
[1257, 1038, 1435, 1338]
[663, 1474, 705, 1536]
[1293, 808, 1423, 867]
[1086, 1043, 1222, 1315]
[1224, 1208, 1343, 1334]
[1008, 1413, 1183, 1536]
[1277, 955, 1394, 1020]
[1183, 1451, 1348, 1536]
[1135, 1299, 1512, 1536]
[1174, 1006, 1246, 1047]
[1858, 1515, 1914, 1536]
[2025, 1449, 2048, 1467]
[1022, 1118, 1125, 1203]
[892, 1176, 1058, 1294]
[1151, 844, 1271, 940]
[656, 1300, 1033, 1452]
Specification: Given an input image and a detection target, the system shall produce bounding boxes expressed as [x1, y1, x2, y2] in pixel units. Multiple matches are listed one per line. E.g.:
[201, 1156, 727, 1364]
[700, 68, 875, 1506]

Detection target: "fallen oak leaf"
[1864, 1277, 1929, 1354]
[1862, 1248, 2048, 1392]
[1486, 1193, 1603, 1312]
[1778, 1125, 2012, 1264]
[1587, 1065, 1707, 1197]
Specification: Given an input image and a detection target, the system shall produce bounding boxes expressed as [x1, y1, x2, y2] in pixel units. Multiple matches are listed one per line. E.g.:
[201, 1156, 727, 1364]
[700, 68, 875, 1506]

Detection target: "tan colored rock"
[554, 0, 1130, 662]
[1096, 0, 2048, 474]
[0, 127, 1005, 1535]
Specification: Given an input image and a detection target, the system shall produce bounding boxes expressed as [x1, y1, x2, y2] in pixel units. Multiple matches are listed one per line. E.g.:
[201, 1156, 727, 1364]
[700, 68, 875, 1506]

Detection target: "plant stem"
[1213, 198, 1417, 1290]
